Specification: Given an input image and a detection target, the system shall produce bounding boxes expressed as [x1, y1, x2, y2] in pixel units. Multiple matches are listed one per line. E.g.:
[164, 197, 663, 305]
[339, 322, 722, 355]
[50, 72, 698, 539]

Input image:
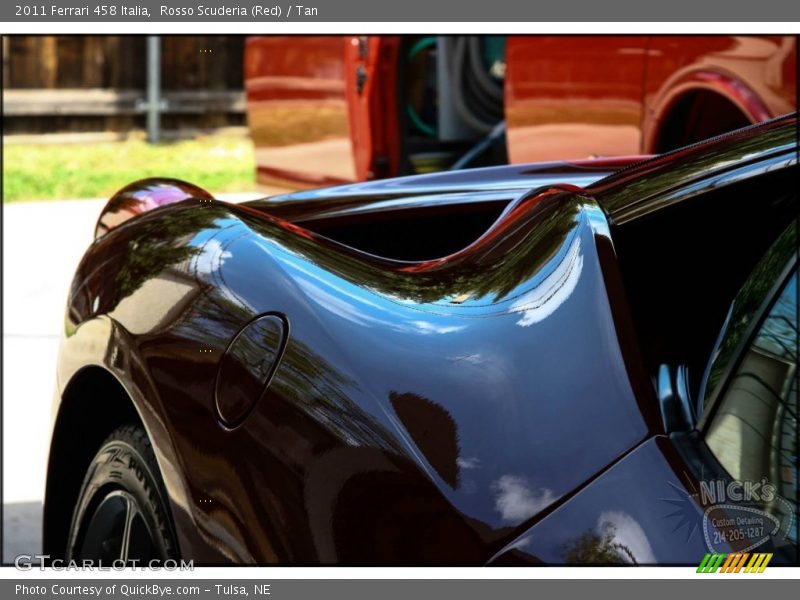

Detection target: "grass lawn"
[3, 135, 256, 202]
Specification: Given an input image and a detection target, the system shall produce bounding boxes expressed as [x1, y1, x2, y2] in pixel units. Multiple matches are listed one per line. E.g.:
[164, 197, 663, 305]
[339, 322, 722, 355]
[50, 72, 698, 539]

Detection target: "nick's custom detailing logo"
[697, 553, 773, 573]
[662, 476, 794, 555]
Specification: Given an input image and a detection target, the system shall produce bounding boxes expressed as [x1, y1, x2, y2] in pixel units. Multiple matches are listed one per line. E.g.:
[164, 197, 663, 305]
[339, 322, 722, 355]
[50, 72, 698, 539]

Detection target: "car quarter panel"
[58, 184, 658, 563]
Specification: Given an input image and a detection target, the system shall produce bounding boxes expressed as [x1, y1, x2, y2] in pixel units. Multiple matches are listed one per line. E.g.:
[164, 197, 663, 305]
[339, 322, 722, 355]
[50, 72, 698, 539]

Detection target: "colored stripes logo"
[697, 553, 773, 573]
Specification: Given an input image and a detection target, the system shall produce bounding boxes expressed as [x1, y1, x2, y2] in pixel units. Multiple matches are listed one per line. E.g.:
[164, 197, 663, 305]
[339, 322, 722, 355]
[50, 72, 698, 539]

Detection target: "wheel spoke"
[119, 495, 135, 562]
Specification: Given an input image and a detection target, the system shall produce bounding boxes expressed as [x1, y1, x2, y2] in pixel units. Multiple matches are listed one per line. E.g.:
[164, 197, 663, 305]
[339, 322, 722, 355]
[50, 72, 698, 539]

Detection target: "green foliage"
[3, 136, 255, 202]
[562, 523, 635, 565]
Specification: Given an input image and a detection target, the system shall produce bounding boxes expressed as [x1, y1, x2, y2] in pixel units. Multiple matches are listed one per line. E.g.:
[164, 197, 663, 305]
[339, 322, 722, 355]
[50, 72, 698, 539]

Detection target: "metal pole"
[146, 35, 161, 143]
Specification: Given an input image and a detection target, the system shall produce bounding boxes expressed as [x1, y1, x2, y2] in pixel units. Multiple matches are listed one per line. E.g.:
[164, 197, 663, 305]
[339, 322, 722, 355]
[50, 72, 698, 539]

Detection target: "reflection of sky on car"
[497, 440, 706, 565]
[509, 233, 583, 327]
[155, 196, 646, 531]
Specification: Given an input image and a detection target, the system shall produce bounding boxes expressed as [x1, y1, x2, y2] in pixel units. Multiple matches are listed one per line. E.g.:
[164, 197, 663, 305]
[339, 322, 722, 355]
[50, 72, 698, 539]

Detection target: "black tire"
[66, 424, 178, 565]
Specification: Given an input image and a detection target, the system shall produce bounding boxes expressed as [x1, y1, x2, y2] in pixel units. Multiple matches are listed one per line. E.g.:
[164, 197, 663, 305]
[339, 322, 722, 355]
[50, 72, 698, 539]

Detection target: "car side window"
[704, 268, 797, 541]
[702, 224, 797, 413]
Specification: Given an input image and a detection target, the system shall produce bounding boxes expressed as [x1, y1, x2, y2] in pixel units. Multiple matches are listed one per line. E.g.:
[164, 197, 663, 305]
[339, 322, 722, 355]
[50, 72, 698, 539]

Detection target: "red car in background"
[245, 35, 796, 189]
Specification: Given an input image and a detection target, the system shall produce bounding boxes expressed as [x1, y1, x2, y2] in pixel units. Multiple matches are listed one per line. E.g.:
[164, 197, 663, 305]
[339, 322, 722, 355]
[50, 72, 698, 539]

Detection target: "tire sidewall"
[66, 433, 177, 564]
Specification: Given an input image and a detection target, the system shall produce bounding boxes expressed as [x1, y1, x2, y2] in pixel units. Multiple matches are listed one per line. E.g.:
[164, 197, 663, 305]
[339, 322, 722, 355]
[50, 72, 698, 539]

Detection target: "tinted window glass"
[705, 271, 797, 542]
[703, 224, 797, 410]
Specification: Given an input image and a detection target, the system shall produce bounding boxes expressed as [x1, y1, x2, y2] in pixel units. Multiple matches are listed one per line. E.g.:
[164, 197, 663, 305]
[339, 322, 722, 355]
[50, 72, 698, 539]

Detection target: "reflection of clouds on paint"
[289, 258, 469, 337]
[410, 320, 466, 335]
[450, 353, 483, 365]
[295, 275, 389, 328]
[457, 457, 481, 469]
[504, 537, 531, 552]
[596, 511, 656, 565]
[492, 475, 556, 524]
[446, 351, 515, 393]
[287, 257, 407, 330]
[509, 234, 583, 327]
[194, 237, 233, 273]
[457, 457, 482, 495]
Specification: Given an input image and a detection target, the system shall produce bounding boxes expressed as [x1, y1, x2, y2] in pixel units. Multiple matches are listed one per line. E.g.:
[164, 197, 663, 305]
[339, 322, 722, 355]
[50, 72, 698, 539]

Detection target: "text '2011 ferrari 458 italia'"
[44, 115, 798, 566]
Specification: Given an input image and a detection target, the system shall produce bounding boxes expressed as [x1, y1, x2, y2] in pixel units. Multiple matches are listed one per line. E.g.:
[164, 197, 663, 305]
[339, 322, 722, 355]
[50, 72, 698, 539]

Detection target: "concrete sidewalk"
[2, 193, 262, 563]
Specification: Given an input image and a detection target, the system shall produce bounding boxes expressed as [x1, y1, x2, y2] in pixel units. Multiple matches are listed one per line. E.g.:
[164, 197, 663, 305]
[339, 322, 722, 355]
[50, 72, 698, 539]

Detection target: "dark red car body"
[44, 115, 799, 565]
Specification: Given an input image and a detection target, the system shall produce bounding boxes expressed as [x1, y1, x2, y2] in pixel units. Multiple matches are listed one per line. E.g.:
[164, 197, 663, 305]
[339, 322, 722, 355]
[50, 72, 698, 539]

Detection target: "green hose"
[406, 104, 437, 137]
[408, 36, 437, 60]
[406, 36, 438, 137]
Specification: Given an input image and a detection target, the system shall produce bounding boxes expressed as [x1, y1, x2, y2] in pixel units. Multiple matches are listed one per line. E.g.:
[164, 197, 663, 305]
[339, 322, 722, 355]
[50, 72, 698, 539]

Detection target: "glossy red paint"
[344, 36, 403, 181]
[246, 35, 796, 186]
[244, 36, 355, 187]
[640, 36, 796, 152]
[505, 35, 797, 160]
[505, 36, 649, 161]
[244, 35, 402, 187]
